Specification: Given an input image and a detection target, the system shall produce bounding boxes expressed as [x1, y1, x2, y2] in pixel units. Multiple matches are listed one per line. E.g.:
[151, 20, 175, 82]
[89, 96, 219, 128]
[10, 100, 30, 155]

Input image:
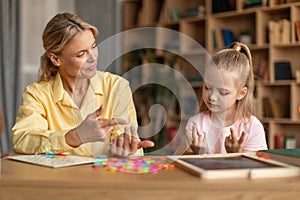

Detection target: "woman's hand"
[65, 105, 127, 147]
[110, 126, 154, 157]
[185, 125, 206, 155]
[225, 128, 245, 153]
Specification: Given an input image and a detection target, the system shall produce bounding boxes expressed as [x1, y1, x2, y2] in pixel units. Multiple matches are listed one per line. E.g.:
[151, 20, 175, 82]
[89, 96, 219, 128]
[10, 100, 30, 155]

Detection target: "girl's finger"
[230, 128, 237, 143]
[198, 134, 204, 146]
[191, 125, 198, 146]
[238, 131, 246, 145]
[225, 135, 232, 148]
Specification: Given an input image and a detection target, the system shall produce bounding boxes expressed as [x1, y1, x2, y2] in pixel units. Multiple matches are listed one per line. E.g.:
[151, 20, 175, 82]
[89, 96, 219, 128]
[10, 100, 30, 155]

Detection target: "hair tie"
[233, 45, 241, 52]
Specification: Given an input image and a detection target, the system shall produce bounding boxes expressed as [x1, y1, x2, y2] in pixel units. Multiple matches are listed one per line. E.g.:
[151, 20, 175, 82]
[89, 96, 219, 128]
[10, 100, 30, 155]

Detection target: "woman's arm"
[12, 89, 73, 154]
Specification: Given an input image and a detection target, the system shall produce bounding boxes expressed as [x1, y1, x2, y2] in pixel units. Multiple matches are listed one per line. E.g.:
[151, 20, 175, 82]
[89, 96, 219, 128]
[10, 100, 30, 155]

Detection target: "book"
[278, 19, 290, 44]
[122, 1, 139, 27]
[268, 19, 290, 44]
[275, 133, 286, 149]
[244, 0, 263, 8]
[262, 97, 273, 118]
[268, 20, 280, 44]
[216, 29, 225, 48]
[257, 60, 269, 81]
[260, 148, 300, 167]
[274, 61, 292, 80]
[221, 29, 235, 46]
[284, 136, 297, 149]
[6, 154, 102, 168]
[212, 30, 217, 49]
[268, 97, 283, 118]
[212, 0, 235, 13]
[137, 0, 162, 26]
[295, 21, 300, 41]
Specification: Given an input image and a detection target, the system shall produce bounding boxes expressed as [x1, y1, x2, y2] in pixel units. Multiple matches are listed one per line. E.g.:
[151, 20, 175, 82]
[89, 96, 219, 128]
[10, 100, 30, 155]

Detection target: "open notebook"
[6, 154, 105, 168]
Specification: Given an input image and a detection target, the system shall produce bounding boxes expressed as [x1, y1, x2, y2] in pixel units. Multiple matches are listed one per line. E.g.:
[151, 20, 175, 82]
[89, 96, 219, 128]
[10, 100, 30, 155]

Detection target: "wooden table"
[0, 157, 300, 200]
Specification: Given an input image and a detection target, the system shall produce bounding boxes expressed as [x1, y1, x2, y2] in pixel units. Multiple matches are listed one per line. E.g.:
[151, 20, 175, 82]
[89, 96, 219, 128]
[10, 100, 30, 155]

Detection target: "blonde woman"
[12, 13, 153, 156]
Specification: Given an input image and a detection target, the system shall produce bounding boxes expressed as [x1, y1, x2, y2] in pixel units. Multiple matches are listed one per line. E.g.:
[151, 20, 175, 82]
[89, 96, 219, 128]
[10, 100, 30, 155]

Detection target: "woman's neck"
[62, 76, 89, 108]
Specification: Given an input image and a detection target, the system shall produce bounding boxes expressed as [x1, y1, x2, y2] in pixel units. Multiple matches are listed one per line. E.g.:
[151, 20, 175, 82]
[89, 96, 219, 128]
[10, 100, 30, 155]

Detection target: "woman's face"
[56, 29, 98, 80]
[202, 67, 246, 113]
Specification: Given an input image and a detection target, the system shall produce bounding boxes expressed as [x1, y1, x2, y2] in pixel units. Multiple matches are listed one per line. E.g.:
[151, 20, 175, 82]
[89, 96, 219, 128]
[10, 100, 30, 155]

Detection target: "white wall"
[20, 0, 76, 91]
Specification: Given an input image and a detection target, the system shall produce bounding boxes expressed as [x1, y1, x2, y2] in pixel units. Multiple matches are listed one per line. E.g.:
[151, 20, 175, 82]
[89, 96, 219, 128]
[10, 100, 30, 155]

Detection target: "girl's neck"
[210, 108, 237, 127]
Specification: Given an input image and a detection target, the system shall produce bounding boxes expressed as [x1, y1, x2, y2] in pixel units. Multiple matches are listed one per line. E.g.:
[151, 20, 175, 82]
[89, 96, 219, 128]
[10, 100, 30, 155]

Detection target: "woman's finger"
[98, 118, 127, 127]
[116, 132, 125, 156]
[102, 126, 113, 140]
[110, 137, 117, 155]
[130, 126, 139, 154]
[96, 104, 104, 116]
[123, 127, 131, 156]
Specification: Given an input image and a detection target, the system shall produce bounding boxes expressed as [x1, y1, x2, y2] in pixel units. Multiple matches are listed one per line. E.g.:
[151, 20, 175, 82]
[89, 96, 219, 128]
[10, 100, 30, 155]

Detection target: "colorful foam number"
[92, 156, 175, 173]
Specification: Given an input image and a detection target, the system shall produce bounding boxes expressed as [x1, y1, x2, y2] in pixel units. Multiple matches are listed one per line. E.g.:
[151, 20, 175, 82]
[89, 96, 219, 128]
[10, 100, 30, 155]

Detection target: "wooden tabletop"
[1, 158, 300, 200]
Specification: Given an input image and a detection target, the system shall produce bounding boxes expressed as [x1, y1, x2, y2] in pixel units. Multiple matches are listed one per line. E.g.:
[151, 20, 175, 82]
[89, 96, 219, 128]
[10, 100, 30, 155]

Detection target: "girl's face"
[202, 68, 247, 113]
[54, 29, 98, 80]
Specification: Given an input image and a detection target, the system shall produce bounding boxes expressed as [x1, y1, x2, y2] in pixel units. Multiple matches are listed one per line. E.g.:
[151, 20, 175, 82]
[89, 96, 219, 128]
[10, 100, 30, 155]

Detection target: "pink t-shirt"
[186, 111, 268, 154]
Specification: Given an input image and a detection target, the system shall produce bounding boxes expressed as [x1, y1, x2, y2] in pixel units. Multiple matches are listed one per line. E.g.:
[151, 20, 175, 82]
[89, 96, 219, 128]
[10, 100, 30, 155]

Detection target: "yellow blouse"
[12, 71, 142, 156]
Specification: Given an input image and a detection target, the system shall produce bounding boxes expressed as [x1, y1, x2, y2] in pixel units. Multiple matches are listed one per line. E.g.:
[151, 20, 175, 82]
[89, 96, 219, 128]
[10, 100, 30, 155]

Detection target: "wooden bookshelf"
[122, 0, 300, 150]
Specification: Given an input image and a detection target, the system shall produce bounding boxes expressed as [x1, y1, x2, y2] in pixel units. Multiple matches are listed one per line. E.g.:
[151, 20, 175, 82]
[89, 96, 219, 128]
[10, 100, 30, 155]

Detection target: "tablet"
[168, 153, 300, 179]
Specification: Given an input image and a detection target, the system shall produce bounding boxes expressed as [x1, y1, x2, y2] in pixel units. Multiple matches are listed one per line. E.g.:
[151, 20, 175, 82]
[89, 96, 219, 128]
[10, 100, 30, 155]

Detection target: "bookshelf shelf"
[122, 0, 300, 150]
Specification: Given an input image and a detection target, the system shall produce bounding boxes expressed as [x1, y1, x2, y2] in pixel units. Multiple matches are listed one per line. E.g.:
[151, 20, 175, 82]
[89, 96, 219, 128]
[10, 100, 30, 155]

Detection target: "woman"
[12, 12, 153, 157]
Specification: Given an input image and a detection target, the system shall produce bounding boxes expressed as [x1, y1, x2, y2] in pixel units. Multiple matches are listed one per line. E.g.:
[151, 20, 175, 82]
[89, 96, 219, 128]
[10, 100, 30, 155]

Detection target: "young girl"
[177, 42, 268, 155]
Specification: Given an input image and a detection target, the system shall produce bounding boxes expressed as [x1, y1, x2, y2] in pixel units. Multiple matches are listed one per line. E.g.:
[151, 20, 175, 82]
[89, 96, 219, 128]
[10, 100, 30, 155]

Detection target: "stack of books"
[260, 148, 300, 167]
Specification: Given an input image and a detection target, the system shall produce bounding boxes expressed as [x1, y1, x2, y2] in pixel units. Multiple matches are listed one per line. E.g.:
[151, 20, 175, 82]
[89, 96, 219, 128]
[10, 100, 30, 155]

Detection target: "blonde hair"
[38, 12, 99, 81]
[199, 42, 255, 121]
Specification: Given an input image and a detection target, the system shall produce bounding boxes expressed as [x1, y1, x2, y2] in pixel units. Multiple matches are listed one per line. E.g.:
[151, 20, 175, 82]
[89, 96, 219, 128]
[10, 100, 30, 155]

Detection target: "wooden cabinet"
[122, 0, 300, 151]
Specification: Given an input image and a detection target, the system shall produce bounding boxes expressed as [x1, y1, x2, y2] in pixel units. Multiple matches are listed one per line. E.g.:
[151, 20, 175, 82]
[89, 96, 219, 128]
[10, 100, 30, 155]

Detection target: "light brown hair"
[38, 12, 98, 81]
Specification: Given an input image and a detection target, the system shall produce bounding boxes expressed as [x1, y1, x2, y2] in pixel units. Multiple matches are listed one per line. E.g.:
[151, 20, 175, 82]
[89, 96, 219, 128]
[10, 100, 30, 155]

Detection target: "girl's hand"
[110, 126, 154, 157]
[225, 128, 246, 153]
[185, 125, 206, 155]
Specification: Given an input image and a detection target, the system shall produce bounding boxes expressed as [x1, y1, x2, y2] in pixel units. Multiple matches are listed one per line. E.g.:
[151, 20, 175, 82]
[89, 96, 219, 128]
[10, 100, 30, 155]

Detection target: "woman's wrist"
[65, 128, 82, 148]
